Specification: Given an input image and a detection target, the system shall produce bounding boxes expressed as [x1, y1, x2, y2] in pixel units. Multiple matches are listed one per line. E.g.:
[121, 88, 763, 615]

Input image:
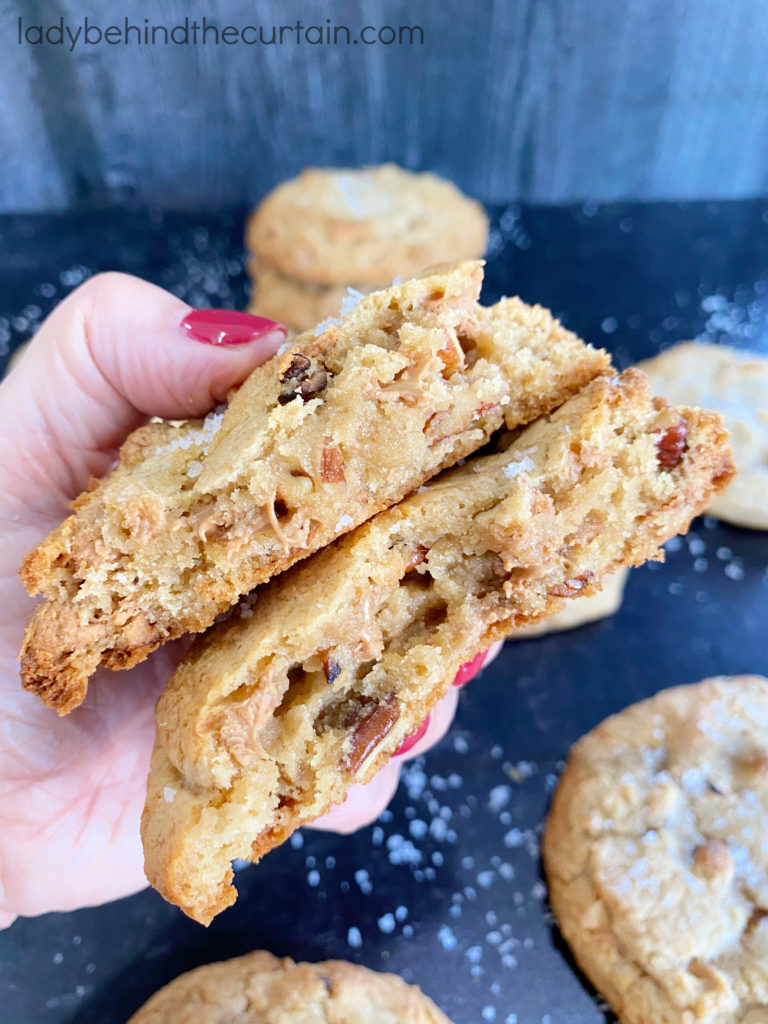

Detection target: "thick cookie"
[640, 342, 768, 529]
[142, 369, 734, 923]
[511, 566, 628, 638]
[21, 262, 610, 714]
[246, 164, 489, 287]
[543, 676, 768, 1024]
[127, 950, 452, 1023]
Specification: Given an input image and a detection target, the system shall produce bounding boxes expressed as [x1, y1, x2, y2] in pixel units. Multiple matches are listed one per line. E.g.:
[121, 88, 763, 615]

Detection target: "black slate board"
[1, 200, 767, 1024]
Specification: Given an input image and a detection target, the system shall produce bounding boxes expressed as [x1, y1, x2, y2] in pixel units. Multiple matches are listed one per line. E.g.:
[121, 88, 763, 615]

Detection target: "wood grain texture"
[1, 0, 767, 212]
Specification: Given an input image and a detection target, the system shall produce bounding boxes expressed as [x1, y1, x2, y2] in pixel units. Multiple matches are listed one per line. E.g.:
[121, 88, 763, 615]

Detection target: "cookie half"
[142, 369, 734, 923]
[640, 341, 768, 529]
[21, 262, 610, 713]
[246, 164, 489, 286]
[127, 950, 452, 1023]
[543, 675, 768, 1024]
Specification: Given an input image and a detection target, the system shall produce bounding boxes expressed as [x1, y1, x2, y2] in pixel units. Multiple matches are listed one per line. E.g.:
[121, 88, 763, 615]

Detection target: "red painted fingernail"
[181, 309, 286, 346]
[393, 714, 431, 756]
[452, 649, 487, 688]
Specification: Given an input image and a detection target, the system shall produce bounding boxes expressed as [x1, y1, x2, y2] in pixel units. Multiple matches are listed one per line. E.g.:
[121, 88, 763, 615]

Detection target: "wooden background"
[2, 0, 768, 212]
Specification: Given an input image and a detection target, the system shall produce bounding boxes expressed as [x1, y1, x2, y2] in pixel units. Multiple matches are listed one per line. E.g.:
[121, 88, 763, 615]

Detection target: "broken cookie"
[141, 369, 734, 923]
[20, 261, 610, 713]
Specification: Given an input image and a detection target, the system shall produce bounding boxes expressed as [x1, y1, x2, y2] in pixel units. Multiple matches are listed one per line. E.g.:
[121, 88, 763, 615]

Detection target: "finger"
[481, 640, 504, 670]
[395, 686, 459, 763]
[0, 272, 286, 514]
[308, 760, 402, 835]
[452, 640, 505, 688]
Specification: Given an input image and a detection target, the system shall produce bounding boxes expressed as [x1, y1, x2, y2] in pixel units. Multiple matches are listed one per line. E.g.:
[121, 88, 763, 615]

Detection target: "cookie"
[141, 369, 734, 923]
[640, 341, 768, 529]
[21, 262, 611, 714]
[511, 566, 628, 638]
[246, 259, 373, 334]
[544, 676, 768, 1024]
[246, 164, 489, 287]
[127, 950, 452, 1023]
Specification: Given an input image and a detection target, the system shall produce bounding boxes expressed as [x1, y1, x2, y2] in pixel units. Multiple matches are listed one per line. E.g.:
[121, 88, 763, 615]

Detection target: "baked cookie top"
[142, 369, 734, 924]
[127, 950, 452, 1023]
[543, 675, 768, 1024]
[640, 341, 768, 529]
[246, 164, 489, 286]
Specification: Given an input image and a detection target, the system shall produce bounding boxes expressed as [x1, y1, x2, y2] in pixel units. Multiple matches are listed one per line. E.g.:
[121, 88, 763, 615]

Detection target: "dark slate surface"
[0, 200, 767, 1024]
[2, 0, 768, 212]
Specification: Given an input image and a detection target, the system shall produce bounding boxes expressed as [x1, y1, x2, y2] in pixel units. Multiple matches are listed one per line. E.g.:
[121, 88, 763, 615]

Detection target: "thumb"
[0, 272, 286, 516]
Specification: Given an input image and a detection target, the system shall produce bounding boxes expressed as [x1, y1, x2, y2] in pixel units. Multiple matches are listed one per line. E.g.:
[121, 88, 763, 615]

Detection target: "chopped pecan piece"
[279, 353, 311, 383]
[405, 544, 429, 572]
[344, 694, 399, 774]
[655, 414, 688, 467]
[278, 354, 329, 404]
[319, 437, 346, 482]
[322, 655, 342, 685]
[472, 400, 502, 422]
[549, 571, 595, 598]
[299, 369, 328, 399]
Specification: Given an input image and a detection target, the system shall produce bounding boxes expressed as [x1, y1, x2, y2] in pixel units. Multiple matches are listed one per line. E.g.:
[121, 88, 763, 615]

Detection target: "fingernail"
[393, 714, 431, 757]
[452, 649, 487, 688]
[181, 309, 286, 346]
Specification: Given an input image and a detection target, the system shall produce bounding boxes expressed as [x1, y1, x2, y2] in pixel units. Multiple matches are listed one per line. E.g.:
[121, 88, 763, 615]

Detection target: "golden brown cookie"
[544, 676, 768, 1024]
[511, 566, 628, 638]
[246, 259, 373, 334]
[246, 165, 489, 287]
[20, 262, 610, 714]
[127, 950, 452, 1023]
[640, 342, 768, 529]
[142, 369, 734, 923]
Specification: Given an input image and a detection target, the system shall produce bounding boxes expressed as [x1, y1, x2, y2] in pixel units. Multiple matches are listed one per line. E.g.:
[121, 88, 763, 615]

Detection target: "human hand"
[0, 272, 501, 927]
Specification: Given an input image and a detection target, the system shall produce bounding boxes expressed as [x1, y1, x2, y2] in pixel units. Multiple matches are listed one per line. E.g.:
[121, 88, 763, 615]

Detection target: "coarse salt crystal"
[163, 787, 176, 803]
[503, 456, 534, 480]
[315, 316, 341, 336]
[340, 287, 365, 316]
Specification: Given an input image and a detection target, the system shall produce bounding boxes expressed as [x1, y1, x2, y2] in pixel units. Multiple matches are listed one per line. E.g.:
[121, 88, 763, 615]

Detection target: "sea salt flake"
[503, 456, 534, 480]
[314, 316, 341, 336]
[340, 287, 365, 316]
[163, 787, 176, 803]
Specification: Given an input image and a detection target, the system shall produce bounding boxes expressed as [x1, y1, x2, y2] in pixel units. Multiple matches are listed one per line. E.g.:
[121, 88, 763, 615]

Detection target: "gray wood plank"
[0, 0, 767, 211]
